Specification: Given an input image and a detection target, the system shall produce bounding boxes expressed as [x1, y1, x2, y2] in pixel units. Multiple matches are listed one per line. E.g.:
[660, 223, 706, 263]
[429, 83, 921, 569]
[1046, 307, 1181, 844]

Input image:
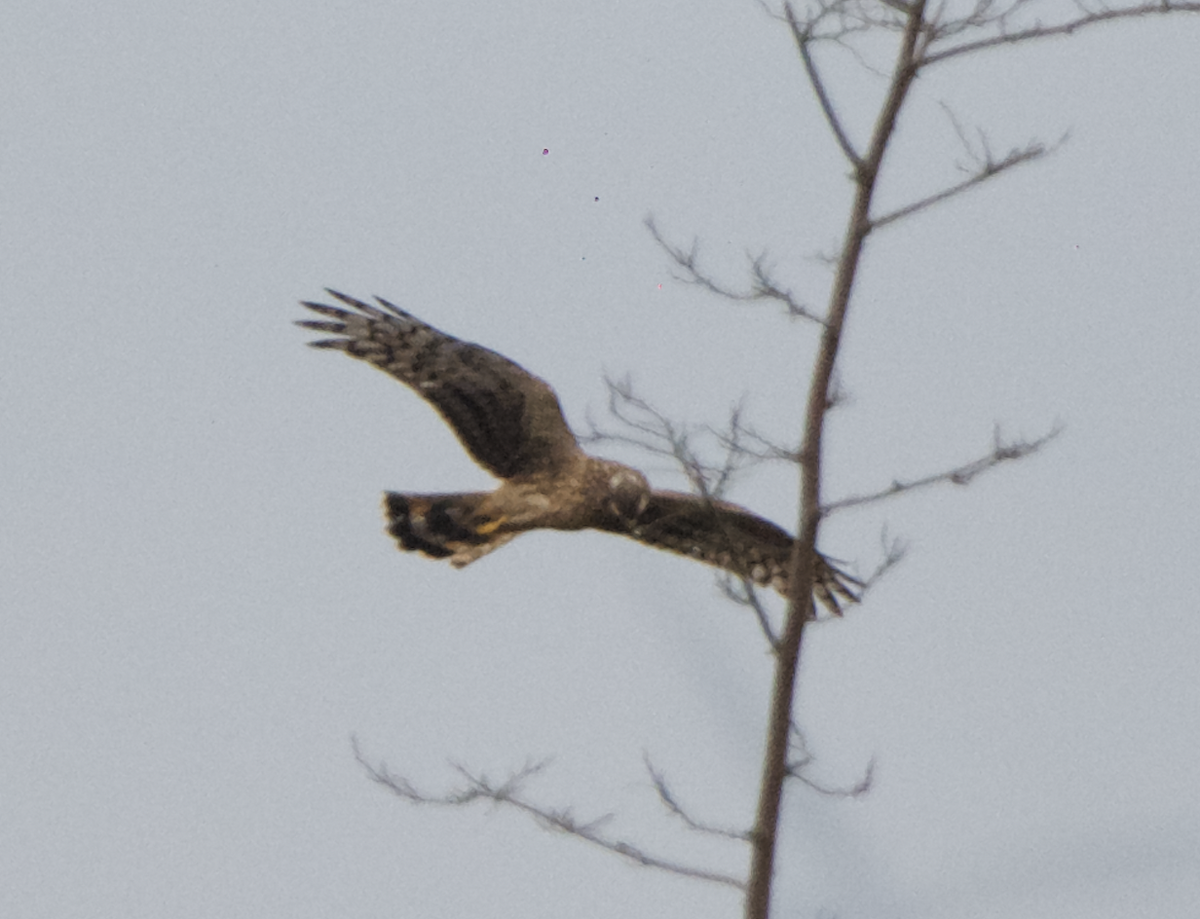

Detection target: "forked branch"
[783, 3, 863, 166]
[718, 574, 782, 646]
[646, 217, 825, 323]
[786, 723, 876, 798]
[872, 138, 1052, 228]
[824, 422, 1063, 513]
[923, 0, 1200, 65]
[644, 753, 752, 842]
[352, 738, 746, 890]
[584, 375, 751, 501]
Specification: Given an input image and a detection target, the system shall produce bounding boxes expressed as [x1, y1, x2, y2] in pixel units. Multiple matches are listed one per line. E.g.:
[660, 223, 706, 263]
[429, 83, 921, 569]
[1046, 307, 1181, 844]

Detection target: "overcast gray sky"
[3, 2, 1199, 917]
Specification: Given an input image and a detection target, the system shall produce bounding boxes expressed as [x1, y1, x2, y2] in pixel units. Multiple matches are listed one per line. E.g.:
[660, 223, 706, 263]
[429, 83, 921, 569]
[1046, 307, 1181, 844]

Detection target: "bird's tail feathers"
[383, 492, 513, 568]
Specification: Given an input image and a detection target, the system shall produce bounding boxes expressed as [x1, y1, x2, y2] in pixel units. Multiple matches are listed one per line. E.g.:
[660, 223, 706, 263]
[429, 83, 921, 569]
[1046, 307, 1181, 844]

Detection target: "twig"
[352, 738, 746, 890]
[643, 753, 751, 842]
[784, 723, 875, 797]
[711, 415, 802, 465]
[788, 757, 877, 797]
[583, 375, 751, 500]
[645, 217, 825, 323]
[784, 2, 863, 166]
[872, 139, 1054, 229]
[861, 526, 908, 590]
[823, 422, 1063, 513]
[717, 574, 781, 647]
[923, 0, 1200, 65]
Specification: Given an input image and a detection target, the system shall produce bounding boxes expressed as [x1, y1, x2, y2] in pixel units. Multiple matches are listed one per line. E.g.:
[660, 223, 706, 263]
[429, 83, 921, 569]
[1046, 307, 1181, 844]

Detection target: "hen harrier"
[298, 291, 859, 614]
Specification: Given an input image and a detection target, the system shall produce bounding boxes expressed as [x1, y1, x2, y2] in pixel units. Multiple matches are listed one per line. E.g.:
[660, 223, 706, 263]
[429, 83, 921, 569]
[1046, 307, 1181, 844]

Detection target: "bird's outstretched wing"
[608, 490, 860, 615]
[297, 290, 581, 479]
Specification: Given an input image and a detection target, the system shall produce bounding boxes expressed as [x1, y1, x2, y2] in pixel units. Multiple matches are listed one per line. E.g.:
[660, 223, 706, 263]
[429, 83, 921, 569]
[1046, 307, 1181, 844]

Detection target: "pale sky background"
[3, 2, 1199, 918]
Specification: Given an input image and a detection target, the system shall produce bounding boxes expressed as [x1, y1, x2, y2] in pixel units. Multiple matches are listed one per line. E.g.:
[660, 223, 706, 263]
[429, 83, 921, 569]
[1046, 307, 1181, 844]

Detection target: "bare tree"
[355, 1, 1200, 917]
[727, 3, 1198, 914]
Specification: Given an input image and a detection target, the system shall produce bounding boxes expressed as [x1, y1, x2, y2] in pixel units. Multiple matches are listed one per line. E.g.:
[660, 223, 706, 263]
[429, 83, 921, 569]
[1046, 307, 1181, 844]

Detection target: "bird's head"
[603, 464, 650, 524]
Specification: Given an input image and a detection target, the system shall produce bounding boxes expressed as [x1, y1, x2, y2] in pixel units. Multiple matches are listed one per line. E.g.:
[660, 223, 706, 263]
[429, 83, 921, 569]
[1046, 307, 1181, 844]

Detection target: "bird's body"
[298, 290, 858, 614]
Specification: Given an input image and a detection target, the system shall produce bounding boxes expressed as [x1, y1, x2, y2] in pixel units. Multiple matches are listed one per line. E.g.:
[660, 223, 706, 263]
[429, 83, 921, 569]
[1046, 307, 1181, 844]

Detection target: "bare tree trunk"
[745, 4, 928, 915]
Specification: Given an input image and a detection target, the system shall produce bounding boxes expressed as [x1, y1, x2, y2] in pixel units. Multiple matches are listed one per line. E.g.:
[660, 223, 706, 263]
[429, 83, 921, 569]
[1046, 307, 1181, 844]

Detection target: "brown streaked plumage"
[297, 290, 859, 613]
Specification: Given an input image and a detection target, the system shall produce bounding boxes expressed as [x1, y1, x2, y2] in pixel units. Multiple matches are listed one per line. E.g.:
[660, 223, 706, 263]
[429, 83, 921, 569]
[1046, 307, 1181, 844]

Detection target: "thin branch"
[646, 217, 825, 323]
[712, 416, 802, 465]
[861, 525, 909, 590]
[872, 138, 1054, 229]
[923, 0, 1200, 66]
[643, 753, 752, 842]
[923, 0, 1028, 43]
[784, 723, 875, 797]
[352, 738, 745, 890]
[823, 422, 1063, 513]
[582, 375, 686, 458]
[749, 252, 820, 320]
[784, 2, 863, 166]
[583, 375, 752, 500]
[788, 756, 877, 797]
[708, 401, 749, 500]
[939, 98, 992, 169]
[717, 574, 780, 646]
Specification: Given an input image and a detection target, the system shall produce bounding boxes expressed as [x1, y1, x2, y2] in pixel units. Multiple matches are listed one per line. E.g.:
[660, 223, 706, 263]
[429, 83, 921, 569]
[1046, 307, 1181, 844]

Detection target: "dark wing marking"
[297, 290, 580, 479]
[382, 492, 490, 557]
[613, 490, 860, 614]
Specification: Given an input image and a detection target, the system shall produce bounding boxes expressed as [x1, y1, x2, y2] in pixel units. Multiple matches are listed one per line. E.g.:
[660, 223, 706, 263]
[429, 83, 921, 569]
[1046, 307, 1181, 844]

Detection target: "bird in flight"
[298, 290, 859, 614]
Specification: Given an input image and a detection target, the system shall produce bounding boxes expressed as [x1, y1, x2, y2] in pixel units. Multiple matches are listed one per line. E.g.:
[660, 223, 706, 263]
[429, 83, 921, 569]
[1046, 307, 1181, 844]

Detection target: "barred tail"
[382, 492, 513, 567]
